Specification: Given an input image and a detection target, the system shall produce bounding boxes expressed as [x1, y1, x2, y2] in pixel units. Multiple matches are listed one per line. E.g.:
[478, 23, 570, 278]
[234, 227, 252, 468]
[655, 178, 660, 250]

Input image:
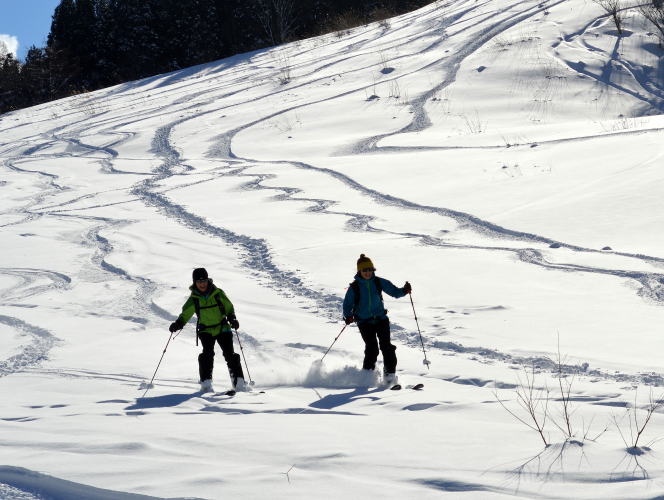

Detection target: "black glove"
[228, 314, 240, 330]
[403, 281, 412, 294]
[344, 315, 355, 325]
[169, 319, 183, 333]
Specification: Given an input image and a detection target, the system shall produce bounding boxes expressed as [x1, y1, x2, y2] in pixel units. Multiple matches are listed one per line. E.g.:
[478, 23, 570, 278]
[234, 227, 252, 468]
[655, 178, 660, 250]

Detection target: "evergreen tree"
[105, 0, 161, 81]
[156, 0, 222, 71]
[21, 46, 52, 105]
[0, 53, 23, 111]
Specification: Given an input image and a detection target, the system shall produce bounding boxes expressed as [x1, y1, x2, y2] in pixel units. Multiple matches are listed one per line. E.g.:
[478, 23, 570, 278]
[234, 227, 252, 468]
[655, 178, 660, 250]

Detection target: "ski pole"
[142, 330, 178, 397]
[409, 293, 430, 369]
[320, 324, 348, 363]
[234, 328, 254, 385]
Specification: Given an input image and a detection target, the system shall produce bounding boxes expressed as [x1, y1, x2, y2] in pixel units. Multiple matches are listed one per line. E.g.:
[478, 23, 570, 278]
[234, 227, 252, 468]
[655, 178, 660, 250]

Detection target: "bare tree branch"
[594, 0, 625, 35]
[255, 0, 297, 45]
[495, 365, 550, 447]
[639, 3, 664, 46]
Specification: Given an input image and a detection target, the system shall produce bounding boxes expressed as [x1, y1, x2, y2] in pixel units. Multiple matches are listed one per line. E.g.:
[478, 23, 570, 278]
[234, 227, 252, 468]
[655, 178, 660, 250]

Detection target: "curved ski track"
[0, 315, 58, 378]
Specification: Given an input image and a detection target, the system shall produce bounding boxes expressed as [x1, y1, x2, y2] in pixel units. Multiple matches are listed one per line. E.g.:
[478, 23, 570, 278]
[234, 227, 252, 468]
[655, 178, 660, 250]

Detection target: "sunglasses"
[195, 279, 208, 283]
[360, 268, 374, 273]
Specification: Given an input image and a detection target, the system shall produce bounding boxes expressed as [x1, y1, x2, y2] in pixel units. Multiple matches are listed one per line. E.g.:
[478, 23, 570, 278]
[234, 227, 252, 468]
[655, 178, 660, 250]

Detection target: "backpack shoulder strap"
[350, 281, 360, 309]
[192, 296, 201, 345]
[351, 279, 383, 309]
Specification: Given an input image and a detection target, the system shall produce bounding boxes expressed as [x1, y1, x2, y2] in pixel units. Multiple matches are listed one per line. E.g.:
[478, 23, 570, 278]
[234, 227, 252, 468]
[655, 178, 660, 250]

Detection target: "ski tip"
[411, 383, 424, 390]
[390, 384, 402, 390]
[225, 390, 237, 396]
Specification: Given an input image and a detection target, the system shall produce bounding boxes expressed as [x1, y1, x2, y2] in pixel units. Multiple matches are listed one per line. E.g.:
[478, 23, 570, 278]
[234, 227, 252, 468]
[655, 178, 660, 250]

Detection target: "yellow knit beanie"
[357, 254, 375, 272]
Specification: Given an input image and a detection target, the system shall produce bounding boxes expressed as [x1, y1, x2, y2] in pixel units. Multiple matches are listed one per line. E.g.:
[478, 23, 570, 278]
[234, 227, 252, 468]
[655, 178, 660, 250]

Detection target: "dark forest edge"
[0, 0, 432, 115]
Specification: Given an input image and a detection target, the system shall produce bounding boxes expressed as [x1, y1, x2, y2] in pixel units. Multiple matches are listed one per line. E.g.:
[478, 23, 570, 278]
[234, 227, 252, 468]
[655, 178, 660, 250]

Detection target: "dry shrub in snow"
[639, 2, 664, 46]
[613, 389, 664, 452]
[593, 0, 625, 35]
[495, 364, 551, 446]
[498, 361, 662, 454]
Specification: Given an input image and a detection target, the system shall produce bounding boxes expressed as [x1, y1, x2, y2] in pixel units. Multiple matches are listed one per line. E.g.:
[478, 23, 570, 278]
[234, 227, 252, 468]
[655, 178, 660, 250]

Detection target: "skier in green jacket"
[169, 268, 246, 392]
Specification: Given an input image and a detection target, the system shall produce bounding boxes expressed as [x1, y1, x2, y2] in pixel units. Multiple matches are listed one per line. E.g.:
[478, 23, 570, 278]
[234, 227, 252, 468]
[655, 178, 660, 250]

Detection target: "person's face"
[360, 267, 374, 279]
[195, 279, 209, 293]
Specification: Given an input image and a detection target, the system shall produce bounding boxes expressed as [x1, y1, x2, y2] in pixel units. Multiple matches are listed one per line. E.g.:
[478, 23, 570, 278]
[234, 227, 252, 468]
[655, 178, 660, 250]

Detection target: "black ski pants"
[197, 331, 244, 383]
[358, 318, 397, 374]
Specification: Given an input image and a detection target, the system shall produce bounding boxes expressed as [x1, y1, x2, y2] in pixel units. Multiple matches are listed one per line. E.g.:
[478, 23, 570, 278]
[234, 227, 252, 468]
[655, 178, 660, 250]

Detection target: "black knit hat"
[192, 268, 208, 282]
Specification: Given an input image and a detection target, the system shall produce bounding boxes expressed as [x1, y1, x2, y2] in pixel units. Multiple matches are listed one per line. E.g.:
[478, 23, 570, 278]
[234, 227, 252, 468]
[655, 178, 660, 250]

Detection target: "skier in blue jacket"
[342, 254, 411, 386]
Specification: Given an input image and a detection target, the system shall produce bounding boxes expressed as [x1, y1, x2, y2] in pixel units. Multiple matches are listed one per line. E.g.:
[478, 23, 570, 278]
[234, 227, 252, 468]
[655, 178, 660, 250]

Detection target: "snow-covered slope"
[2, 0, 664, 498]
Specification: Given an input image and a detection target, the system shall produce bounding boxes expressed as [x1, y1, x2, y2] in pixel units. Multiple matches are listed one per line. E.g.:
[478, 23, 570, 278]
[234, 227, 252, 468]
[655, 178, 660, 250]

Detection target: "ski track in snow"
[348, 0, 572, 151]
[2, 0, 664, 391]
[0, 268, 71, 302]
[554, 12, 664, 112]
[133, 123, 344, 333]
[0, 129, 167, 379]
[0, 315, 58, 377]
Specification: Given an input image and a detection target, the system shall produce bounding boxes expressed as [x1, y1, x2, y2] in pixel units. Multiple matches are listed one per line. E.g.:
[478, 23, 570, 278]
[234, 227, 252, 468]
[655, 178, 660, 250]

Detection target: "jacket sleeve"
[177, 297, 196, 325]
[379, 278, 407, 299]
[219, 290, 235, 318]
[342, 286, 355, 318]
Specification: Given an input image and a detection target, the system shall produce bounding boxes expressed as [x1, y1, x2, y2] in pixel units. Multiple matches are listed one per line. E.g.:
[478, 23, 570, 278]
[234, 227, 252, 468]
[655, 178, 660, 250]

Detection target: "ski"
[389, 383, 424, 391]
[219, 389, 265, 396]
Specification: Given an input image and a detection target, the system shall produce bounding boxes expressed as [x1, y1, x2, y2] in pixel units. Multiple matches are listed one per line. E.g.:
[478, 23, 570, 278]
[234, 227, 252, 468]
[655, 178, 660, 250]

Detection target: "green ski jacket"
[176, 281, 234, 336]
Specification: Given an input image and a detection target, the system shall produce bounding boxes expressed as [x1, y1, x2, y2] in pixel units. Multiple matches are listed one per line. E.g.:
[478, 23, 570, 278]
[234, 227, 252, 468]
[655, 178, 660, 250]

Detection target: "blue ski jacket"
[343, 274, 406, 324]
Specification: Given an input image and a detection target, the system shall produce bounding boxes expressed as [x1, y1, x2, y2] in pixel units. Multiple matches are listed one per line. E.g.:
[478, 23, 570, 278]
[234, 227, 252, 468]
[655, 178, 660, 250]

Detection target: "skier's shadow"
[308, 387, 384, 410]
[126, 392, 200, 410]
